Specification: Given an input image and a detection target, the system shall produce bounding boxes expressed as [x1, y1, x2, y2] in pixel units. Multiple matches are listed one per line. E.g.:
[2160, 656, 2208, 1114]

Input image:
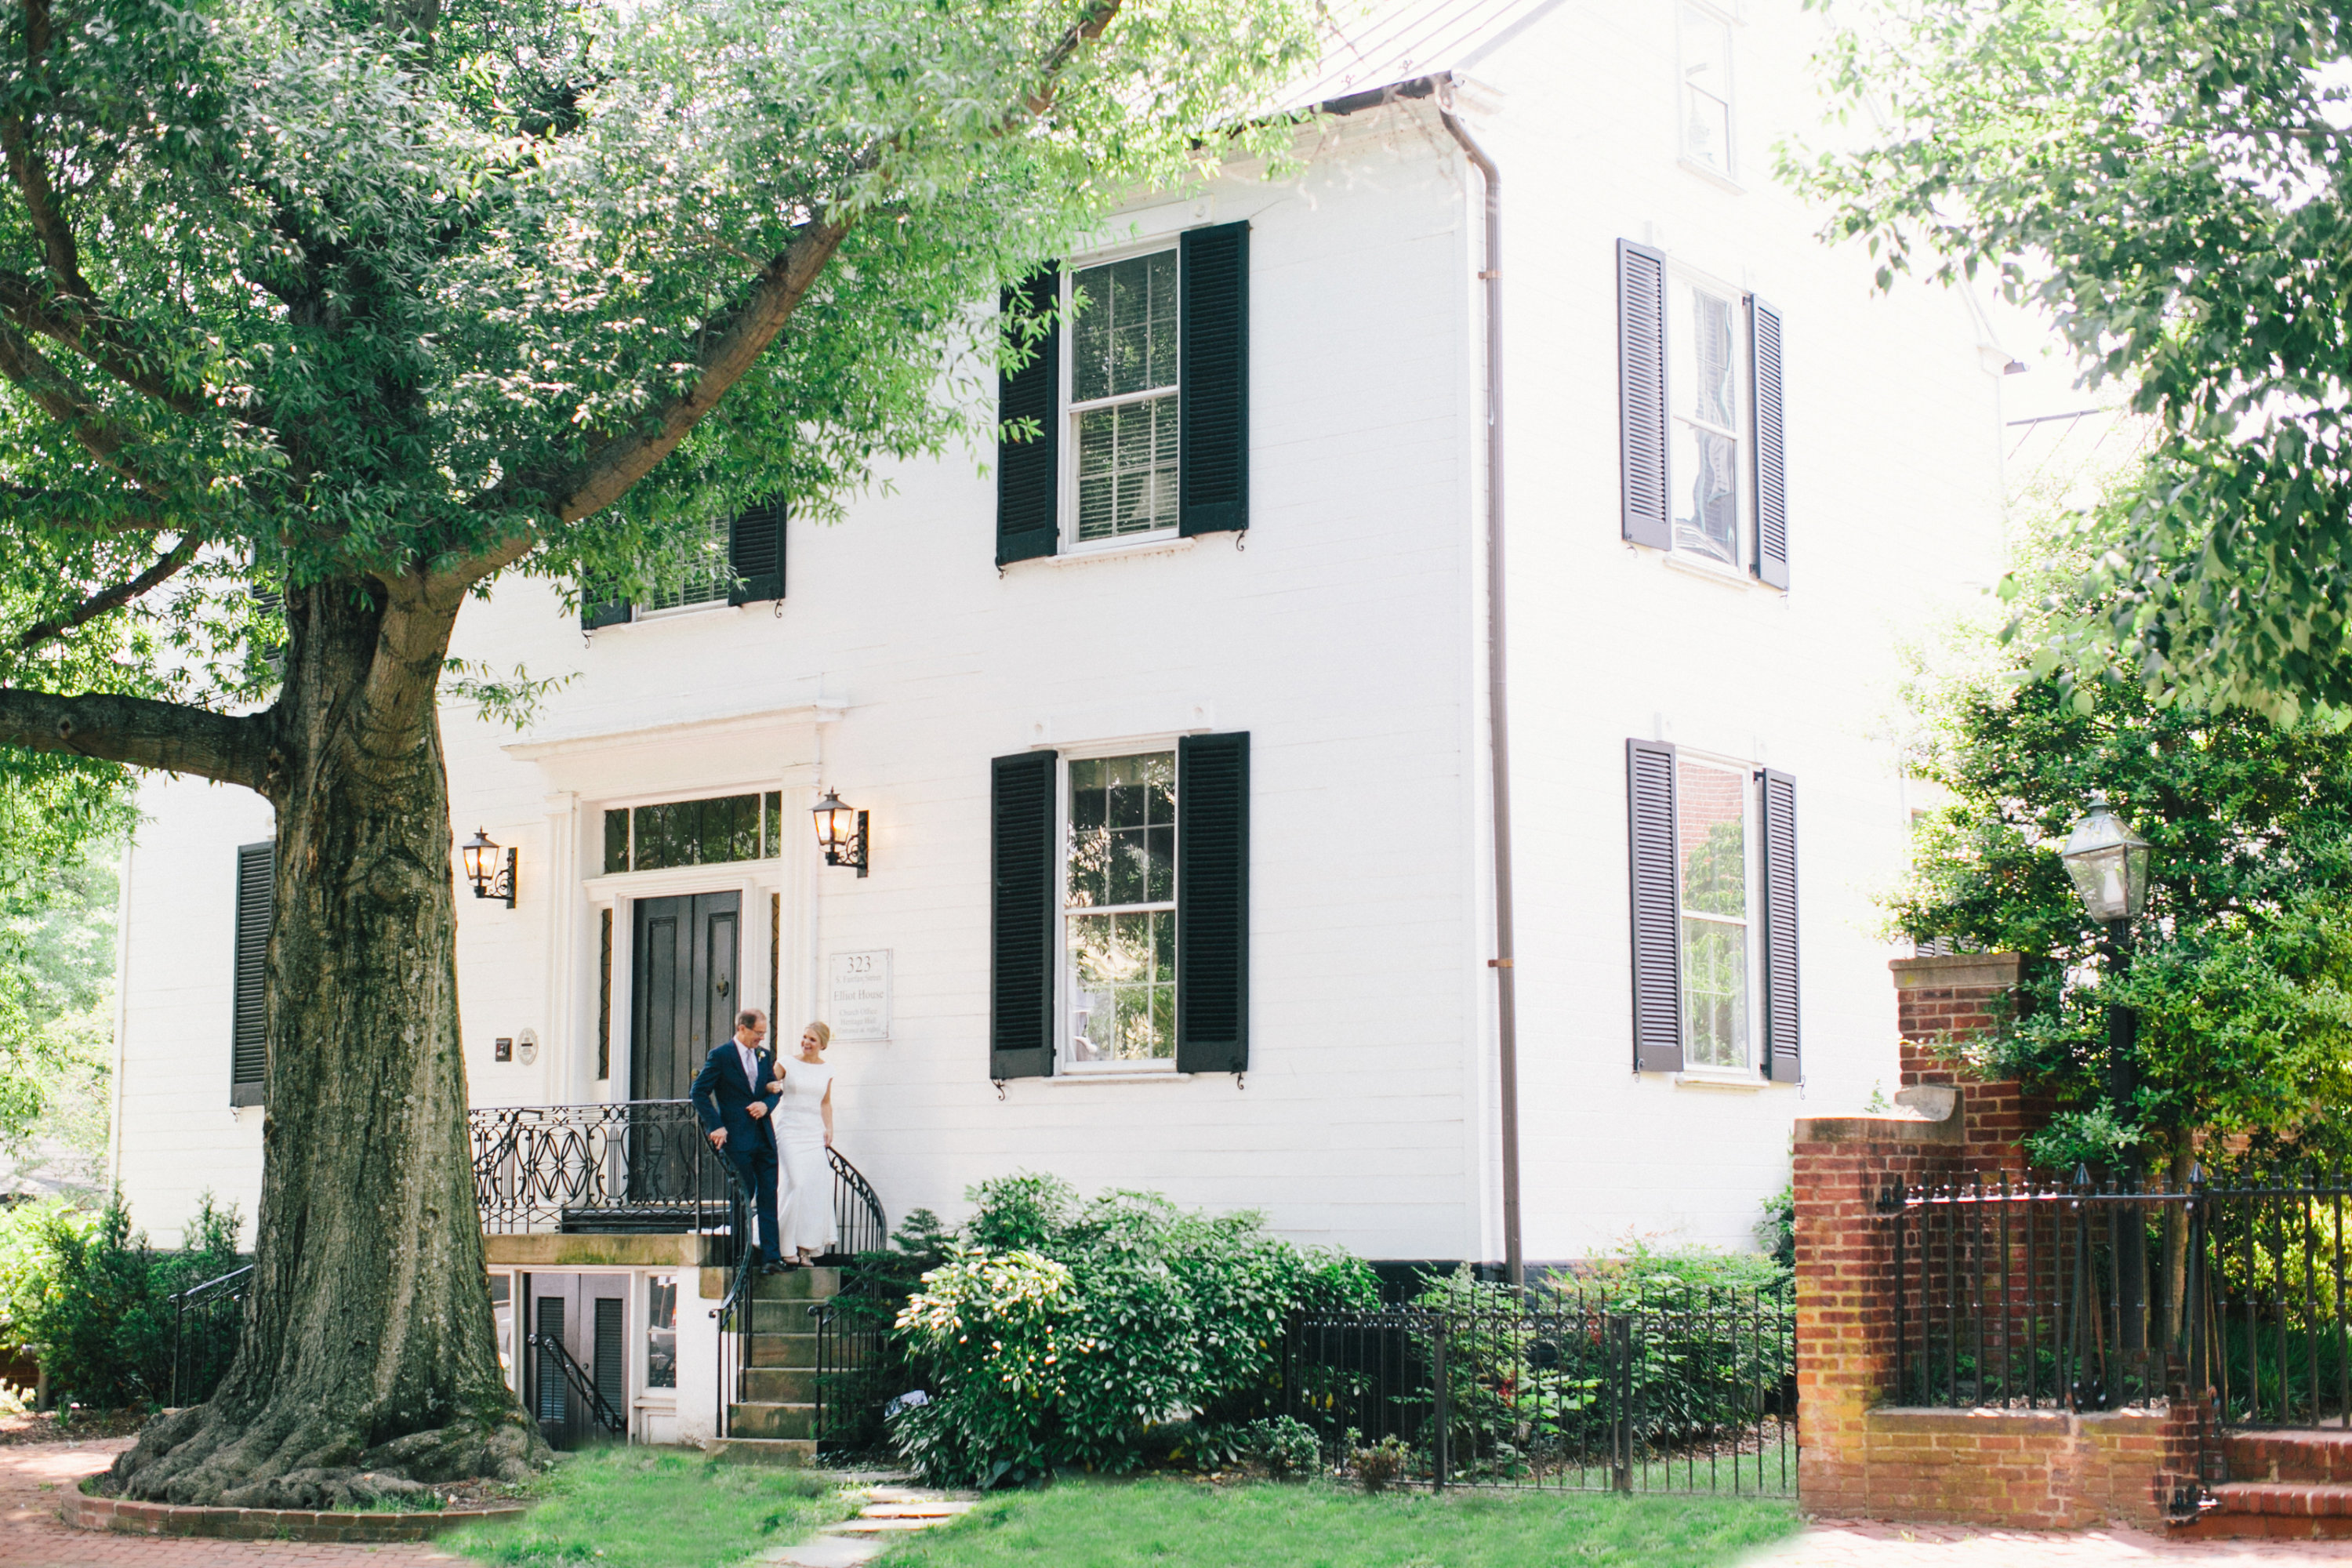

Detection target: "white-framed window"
[645, 1273, 677, 1391]
[1676, 752, 1758, 1069]
[1062, 247, 1181, 547]
[637, 515, 736, 613]
[1062, 749, 1178, 1068]
[1668, 271, 1744, 568]
[1679, 3, 1737, 176]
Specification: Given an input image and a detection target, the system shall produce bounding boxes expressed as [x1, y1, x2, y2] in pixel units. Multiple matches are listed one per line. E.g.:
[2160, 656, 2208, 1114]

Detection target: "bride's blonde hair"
[802, 1021, 833, 1051]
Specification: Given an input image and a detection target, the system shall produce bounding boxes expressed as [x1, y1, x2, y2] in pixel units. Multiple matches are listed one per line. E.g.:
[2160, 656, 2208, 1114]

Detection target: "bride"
[764, 1022, 837, 1268]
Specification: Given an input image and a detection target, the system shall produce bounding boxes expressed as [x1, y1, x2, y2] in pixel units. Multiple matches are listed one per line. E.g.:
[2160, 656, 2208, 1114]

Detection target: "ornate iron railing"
[470, 1100, 735, 1240]
[167, 1264, 252, 1408]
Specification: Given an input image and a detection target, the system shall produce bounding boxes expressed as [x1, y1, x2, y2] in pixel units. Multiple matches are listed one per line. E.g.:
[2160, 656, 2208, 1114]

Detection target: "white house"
[105, 0, 2010, 1448]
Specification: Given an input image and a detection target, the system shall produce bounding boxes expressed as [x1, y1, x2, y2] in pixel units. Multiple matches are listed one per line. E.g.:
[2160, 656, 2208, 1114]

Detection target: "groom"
[690, 1007, 785, 1272]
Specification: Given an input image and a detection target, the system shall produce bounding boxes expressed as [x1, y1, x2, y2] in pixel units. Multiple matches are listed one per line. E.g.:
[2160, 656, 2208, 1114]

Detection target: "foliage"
[0, 835, 128, 1167]
[887, 1173, 1377, 1487]
[1889, 536, 2352, 1168]
[443, 1447, 855, 1568]
[1754, 1185, 1795, 1274]
[1788, 0, 2352, 720]
[0, 1192, 240, 1406]
[1349, 1433, 1410, 1494]
[1236, 1414, 1319, 1480]
[865, 1476, 1802, 1568]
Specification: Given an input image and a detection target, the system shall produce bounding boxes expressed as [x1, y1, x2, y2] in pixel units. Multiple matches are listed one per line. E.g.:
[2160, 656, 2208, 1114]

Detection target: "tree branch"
[4, 0, 94, 303]
[0, 686, 273, 791]
[0, 318, 162, 492]
[0, 274, 203, 415]
[16, 532, 197, 652]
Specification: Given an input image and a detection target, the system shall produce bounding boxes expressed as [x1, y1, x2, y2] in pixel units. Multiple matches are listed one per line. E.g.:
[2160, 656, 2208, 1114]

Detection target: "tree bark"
[106, 574, 545, 1508]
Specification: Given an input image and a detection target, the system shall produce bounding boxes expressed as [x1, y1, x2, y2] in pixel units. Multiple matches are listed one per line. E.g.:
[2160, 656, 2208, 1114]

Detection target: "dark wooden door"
[631, 891, 741, 1102]
[525, 1271, 629, 1450]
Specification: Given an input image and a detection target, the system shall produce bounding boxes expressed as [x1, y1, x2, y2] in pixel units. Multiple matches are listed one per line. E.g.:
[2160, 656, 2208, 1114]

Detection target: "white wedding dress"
[773, 1058, 837, 1257]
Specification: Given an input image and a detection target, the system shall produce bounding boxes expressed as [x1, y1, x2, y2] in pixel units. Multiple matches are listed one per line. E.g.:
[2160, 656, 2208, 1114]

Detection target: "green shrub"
[887, 1173, 1376, 1487]
[0, 1192, 241, 1409]
[1237, 1415, 1319, 1479]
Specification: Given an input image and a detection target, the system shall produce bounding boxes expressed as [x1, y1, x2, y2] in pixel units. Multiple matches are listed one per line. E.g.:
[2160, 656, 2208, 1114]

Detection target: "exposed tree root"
[107, 1400, 546, 1508]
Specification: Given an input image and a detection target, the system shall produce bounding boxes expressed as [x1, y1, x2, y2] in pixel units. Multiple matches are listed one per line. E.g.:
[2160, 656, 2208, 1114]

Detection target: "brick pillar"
[1892, 953, 2052, 1176]
[1793, 1098, 1963, 1513]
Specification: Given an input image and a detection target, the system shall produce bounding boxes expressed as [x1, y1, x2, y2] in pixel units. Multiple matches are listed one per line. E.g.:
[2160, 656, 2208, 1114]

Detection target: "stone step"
[741, 1367, 817, 1403]
[2227, 1430, 2352, 1485]
[729, 1400, 815, 1439]
[753, 1300, 837, 1334]
[701, 1265, 841, 1301]
[2185, 1482, 2352, 1540]
[749, 1331, 818, 1368]
[702, 1436, 818, 1468]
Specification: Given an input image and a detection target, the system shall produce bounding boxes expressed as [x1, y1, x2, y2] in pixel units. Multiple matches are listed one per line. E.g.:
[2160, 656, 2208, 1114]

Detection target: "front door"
[630, 891, 741, 1101]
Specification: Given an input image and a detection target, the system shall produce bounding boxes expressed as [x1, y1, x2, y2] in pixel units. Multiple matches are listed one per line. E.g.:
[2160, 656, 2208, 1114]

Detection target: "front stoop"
[2175, 1432, 2352, 1539]
[712, 1266, 837, 1462]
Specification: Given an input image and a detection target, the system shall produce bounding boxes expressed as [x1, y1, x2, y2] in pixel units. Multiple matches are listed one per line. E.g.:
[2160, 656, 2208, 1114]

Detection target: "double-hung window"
[995, 222, 1250, 564]
[579, 499, 786, 630]
[1067, 252, 1181, 545]
[1062, 751, 1178, 1065]
[1626, 739, 1800, 1081]
[987, 735, 1250, 1080]
[1679, 4, 1736, 176]
[1617, 242, 1789, 587]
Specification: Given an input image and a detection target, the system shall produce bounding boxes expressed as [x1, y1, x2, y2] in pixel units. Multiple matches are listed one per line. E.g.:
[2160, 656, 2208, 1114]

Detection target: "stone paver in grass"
[759, 1484, 974, 1568]
[1755, 1519, 2352, 1564]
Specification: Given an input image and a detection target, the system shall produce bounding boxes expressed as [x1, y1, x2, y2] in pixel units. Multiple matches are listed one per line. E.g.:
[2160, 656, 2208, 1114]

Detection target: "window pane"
[1067, 909, 1175, 1063]
[1682, 916, 1748, 1068]
[763, 792, 782, 858]
[1671, 420, 1740, 564]
[647, 1274, 677, 1390]
[1674, 281, 1737, 430]
[641, 515, 735, 612]
[491, 1274, 514, 1388]
[1072, 251, 1178, 404]
[1682, 7, 1733, 169]
[1678, 760, 1748, 918]
[1069, 753, 1174, 910]
[625, 795, 773, 872]
[1076, 395, 1180, 539]
[604, 809, 630, 874]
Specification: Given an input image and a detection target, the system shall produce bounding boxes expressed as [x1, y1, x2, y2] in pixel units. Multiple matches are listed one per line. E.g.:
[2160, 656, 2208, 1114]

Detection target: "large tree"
[0, 0, 1314, 1505]
[1789, 0, 2352, 720]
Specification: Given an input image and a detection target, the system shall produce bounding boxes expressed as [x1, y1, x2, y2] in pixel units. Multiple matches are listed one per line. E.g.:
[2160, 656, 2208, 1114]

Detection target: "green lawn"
[441, 1446, 860, 1568]
[873, 1478, 1802, 1568]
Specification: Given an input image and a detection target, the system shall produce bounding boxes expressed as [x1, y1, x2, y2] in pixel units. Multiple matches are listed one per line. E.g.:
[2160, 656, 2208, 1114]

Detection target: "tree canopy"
[1791, 0, 2352, 720]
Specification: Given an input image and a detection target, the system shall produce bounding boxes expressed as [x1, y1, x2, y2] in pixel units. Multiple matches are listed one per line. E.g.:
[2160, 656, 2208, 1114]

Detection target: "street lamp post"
[2059, 793, 2154, 1355]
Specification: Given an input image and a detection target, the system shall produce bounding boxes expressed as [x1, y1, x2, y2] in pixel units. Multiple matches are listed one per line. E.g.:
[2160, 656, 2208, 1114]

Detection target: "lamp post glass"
[2060, 795, 2151, 924]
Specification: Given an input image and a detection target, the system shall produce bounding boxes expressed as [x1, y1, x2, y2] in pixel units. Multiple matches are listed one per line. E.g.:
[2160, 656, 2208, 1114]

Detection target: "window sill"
[1047, 1068, 1192, 1084]
[1674, 1067, 1767, 1091]
[1677, 156, 1746, 194]
[1036, 535, 1196, 568]
[1659, 552, 1765, 592]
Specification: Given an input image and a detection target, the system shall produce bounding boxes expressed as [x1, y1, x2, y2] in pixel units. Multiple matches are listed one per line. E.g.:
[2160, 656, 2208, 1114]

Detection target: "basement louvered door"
[1626, 739, 1683, 1073]
[230, 841, 272, 1106]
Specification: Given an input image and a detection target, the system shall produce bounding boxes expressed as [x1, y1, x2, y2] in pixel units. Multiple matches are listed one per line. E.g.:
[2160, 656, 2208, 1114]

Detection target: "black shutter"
[1626, 740, 1682, 1073]
[230, 840, 272, 1106]
[1618, 240, 1671, 550]
[1759, 768, 1800, 1083]
[728, 497, 786, 605]
[996, 268, 1062, 567]
[1176, 731, 1250, 1073]
[990, 751, 1057, 1079]
[1178, 222, 1250, 537]
[581, 586, 630, 630]
[1749, 296, 1788, 588]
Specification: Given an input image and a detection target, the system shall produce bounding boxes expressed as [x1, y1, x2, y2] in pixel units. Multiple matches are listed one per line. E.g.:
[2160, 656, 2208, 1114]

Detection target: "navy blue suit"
[691, 1040, 782, 1265]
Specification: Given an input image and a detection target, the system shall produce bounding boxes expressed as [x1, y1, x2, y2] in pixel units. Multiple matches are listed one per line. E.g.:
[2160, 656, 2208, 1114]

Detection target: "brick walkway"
[0, 1440, 459, 1567]
[1753, 1519, 2352, 1563]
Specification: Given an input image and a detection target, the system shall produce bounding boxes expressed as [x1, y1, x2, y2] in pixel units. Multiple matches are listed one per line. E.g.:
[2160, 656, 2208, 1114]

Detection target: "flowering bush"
[887, 1174, 1374, 1486]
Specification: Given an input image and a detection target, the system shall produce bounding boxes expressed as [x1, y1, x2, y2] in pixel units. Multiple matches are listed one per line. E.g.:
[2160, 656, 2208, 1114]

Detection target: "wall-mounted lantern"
[461, 827, 517, 907]
[811, 790, 869, 878]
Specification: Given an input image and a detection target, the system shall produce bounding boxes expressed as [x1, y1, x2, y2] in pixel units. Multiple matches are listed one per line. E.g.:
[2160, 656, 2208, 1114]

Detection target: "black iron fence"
[167, 1263, 252, 1408]
[1893, 1167, 2352, 1432]
[470, 1101, 735, 1241]
[1279, 1289, 1795, 1494]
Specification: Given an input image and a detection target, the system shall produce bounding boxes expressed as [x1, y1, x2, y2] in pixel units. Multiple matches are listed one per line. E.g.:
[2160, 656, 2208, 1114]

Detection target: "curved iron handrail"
[527, 1332, 627, 1434]
[826, 1148, 887, 1261]
[167, 1264, 253, 1408]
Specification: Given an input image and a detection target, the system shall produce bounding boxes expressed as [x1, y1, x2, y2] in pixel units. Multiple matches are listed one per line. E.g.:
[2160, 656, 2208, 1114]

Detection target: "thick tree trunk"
[107, 577, 544, 1508]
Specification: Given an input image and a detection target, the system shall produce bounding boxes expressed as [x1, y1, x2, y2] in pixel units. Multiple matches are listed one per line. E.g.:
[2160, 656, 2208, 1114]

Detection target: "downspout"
[1436, 85, 1522, 1290]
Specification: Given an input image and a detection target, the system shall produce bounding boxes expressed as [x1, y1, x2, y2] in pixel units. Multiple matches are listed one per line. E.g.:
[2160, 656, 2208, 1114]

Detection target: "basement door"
[525, 1271, 630, 1450]
[630, 892, 742, 1102]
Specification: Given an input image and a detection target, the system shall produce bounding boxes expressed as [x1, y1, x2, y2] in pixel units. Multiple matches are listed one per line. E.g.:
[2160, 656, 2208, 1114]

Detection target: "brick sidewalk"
[0, 1440, 460, 1568]
[1751, 1519, 2352, 1564]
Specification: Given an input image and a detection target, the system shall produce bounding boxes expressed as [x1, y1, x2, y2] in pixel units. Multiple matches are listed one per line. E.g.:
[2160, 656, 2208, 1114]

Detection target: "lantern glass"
[460, 828, 497, 889]
[2059, 797, 2151, 924]
[812, 793, 852, 855]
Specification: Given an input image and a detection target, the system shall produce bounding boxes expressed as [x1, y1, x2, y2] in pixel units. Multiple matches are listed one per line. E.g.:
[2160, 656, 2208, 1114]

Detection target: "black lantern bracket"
[461, 827, 518, 908]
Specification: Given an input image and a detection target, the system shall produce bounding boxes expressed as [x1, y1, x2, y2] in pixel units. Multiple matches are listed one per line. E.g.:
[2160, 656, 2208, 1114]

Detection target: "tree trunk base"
[106, 1402, 549, 1508]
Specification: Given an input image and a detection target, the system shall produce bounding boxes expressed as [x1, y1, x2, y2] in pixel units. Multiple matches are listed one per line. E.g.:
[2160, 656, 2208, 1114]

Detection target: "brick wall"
[1795, 953, 2200, 1527]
